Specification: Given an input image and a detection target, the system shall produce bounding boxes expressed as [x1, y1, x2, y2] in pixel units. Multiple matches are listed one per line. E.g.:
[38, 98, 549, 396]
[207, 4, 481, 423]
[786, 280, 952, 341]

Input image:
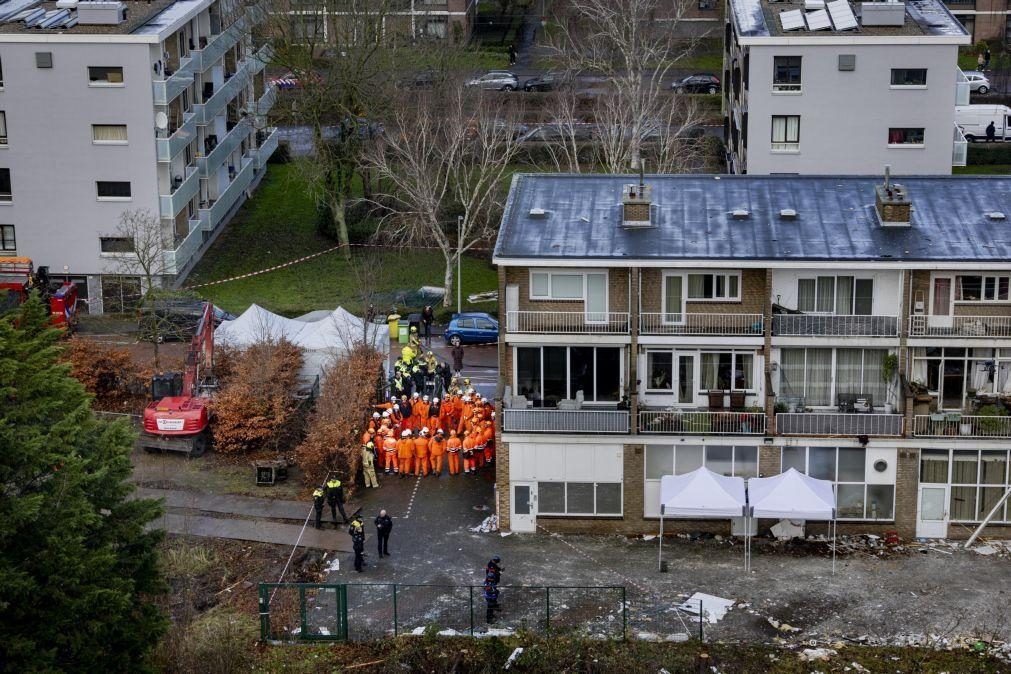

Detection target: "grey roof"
[493, 174, 1011, 264]
[728, 0, 966, 39]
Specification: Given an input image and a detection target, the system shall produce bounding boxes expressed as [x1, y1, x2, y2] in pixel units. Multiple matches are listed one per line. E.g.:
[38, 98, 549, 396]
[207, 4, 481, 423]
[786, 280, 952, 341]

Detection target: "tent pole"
[831, 518, 837, 575]
[658, 512, 664, 572]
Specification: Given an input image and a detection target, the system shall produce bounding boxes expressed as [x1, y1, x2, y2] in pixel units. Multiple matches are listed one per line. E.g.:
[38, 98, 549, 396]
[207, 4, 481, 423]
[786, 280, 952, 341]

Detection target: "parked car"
[444, 312, 499, 346]
[963, 70, 991, 95]
[671, 73, 720, 95]
[523, 72, 568, 92]
[401, 67, 445, 89]
[465, 71, 519, 92]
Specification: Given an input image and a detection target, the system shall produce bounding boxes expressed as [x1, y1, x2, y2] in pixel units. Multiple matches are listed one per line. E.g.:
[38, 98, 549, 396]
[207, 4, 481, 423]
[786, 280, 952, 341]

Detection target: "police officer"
[375, 509, 393, 557]
[486, 555, 503, 584]
[312, 487, 325, 530]
[483, 575, 500, 624]
[326, 477, 349, 526]
[348, 510, 366, 572]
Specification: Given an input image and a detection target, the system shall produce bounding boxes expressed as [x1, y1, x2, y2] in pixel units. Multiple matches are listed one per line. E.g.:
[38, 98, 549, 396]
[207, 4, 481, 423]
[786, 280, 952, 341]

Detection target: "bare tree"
[364, 85, 523, 306]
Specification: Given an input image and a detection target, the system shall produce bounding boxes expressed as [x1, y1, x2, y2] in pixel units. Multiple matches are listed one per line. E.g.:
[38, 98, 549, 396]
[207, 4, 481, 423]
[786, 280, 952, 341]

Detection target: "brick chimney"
[874, 165, 912, 228]
[621, 167, 653, 228]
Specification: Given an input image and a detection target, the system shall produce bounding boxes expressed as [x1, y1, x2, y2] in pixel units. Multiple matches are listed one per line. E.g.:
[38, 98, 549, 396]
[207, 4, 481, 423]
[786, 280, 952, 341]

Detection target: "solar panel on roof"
[779, 9, 805, 31]
[805, 9, 832, 30]
[827, 0, 858, 30]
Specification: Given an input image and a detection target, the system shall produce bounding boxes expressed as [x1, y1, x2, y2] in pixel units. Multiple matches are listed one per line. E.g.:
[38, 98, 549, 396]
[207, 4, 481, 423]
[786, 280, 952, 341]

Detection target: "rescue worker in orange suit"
[429, 428, 446, 476]
[414, 394, 431, 430]
[408, 393, 421, 427]
[439, 395, 455, 433]
[458, 396, 475, 435]
[382, 433, 399, 474]
[392, 404, 407, 433]
[427, 398, 441, 434]
[413, 428, 430, 477]
[397, 430, 414, 478]
[473, 421, 486, 470]
[446, 429, 462, 475]
[462, 430, 478, 475]
[482, 419, 495, 464]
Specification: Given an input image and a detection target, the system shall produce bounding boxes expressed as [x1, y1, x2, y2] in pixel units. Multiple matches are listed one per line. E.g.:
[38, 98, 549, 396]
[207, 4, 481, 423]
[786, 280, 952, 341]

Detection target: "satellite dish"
[155, 111, 168, 130]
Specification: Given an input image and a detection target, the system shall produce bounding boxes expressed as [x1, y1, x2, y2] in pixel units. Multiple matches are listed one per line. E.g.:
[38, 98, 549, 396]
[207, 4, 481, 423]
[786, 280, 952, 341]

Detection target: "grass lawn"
[186, 164, 498, 319]
[679, 53, 724, 74]
[954, 164, 1011, 174]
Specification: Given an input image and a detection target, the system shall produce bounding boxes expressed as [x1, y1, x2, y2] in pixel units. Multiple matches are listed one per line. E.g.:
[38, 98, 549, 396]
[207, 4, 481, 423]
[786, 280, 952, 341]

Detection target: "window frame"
[92, 124, 128, 145]
[87, 66, 124, 87]
[772, 55, 802, 93]
[670, 270, 741, 302]
[528, 269, 608, 302]
[890, 68, 928, 88]
[771, 114, 800, 152]
[536, 481, 624, 516]
[0, 224, 14, 251]
[887, 127, 925, 147]
[513, 345, 623, 404]
[0, 168, 12, 202]
[955, 273, 1011, 303]
[796, 275, 874, 314]
[96, 180, 132, 201]
[920, 448, 1011, 523]
[781, 347, 890, 409]
[781, 446, 895, 521]
[99, 236, 136, 254]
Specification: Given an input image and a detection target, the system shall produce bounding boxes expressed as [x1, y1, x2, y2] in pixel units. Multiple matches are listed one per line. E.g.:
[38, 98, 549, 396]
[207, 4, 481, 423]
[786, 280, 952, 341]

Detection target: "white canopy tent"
[658, 467, 748, 571]
[748, 468, 838, 573]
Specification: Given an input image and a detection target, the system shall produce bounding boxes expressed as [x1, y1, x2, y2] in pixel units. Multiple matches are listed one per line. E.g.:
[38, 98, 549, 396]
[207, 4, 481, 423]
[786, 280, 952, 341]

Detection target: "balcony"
[506, 311, 630, 334]
[639, 409, 766, 435]
[156, 112, 197, 162]
[153, 61, 195, 106]
[200, 155, 255, 230]
[159, 166, 200, 219]
[776, 412, 904, 436]
[912, 414, 1011, 438]
[772, 314, 899, 337]
[255, 85, 277, 116]
[501, 408, 630, 434]
[256, 127, 279, 168]
[194, 61, 250, 124]
[163, 218, 205, 275]
[198, 118, 251, 176]
[639, 312, 763, 336]
[190, 17, 246, 72]
[250, 44, 273, 76]
[956, 68, 971, 107]
[953, 123, 968, 167]
[908, 314, 1011, 338]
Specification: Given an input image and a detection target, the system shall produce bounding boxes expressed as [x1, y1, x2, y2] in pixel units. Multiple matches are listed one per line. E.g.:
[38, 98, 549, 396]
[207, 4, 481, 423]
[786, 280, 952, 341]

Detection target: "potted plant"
[774, 401, 789, 414]
[976, 404, 1009, 437]
[959, 405, 974, 436]
[881, 352, 898, 414]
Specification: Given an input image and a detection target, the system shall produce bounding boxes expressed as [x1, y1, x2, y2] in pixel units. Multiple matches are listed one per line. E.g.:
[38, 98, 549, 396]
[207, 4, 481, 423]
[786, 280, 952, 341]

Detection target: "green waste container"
[387, 313, 401, 340]
[398, 320, 409, 344]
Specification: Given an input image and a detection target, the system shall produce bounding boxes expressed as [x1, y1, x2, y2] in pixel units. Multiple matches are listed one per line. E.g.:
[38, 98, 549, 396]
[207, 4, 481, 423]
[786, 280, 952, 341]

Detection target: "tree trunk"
[152, 339, 160, 371]
[329, 193, 352, 261]
[443, 253, 455, 309]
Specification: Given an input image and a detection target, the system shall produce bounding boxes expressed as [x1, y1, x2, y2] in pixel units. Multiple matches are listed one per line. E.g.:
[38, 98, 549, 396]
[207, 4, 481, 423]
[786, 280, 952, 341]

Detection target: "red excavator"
[0, 257, 79, 329]
[141, 301, 216, 457]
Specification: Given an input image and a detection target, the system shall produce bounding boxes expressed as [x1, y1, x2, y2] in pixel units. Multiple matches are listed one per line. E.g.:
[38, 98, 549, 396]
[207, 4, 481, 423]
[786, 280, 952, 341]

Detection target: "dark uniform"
[349, 517, 366, 572]
[326, 478, 349, 526]
[375, 512, 393, 556]
[483, 578, 500, 624]
[312, 488, 325, 529]
[486, 557, 503, 584]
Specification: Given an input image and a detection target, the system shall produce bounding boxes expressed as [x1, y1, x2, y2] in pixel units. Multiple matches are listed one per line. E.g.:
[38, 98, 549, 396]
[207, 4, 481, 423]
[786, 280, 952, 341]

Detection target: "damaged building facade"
[493, 172, 1011, 540]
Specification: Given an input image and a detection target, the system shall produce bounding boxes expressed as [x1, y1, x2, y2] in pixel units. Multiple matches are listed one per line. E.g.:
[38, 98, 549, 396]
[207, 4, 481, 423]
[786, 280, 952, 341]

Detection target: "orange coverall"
[413, 435, 430, 476]
[429, 435, 445, 475]
[462, 432, 478, 474]
[446, 434, 462, 475]
[427, 414, 441, 435]
[397, 436, 414, 475]
[382, 435, 399, 473]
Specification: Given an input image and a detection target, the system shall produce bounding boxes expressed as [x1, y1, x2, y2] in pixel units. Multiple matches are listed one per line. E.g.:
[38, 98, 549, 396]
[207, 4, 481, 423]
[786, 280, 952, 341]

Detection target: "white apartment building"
[724, 0, 972, 175]
[0, 0, 278, 313]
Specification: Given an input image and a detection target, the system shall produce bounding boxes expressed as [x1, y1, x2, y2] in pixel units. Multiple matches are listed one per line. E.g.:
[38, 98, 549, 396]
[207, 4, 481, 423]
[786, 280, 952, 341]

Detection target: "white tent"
[658, 467, 748, 571]
[748, 468, 838, 573]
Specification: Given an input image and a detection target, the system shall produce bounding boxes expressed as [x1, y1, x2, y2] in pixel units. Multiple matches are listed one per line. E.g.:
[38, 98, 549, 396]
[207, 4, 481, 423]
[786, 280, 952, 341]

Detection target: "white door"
[929, 277, 953, 329]
[505, 284, 519, 332]
[916, 484, 949, 538]
[511, 482, 537, 532]
[585, 273, 607, 325]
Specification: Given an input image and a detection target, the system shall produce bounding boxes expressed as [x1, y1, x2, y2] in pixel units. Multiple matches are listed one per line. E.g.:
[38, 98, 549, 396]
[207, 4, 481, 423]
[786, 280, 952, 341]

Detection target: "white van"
[956, 104, 1011, 142]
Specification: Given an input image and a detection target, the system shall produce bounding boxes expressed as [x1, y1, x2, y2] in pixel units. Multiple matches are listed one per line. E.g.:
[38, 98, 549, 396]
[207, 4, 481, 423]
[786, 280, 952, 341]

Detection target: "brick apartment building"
[942, 0, 1010, 42]
[493, 172, 1011, 541]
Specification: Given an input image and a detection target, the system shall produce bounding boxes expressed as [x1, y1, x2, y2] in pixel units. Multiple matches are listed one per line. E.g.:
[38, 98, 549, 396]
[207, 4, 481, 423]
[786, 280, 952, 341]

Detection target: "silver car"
[465, 70, 519, 92]
[964, 70, 991, 95]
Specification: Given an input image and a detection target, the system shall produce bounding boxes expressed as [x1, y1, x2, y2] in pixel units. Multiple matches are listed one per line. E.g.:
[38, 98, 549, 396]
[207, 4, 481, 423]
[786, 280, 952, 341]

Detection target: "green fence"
[259, 583, 628, 643]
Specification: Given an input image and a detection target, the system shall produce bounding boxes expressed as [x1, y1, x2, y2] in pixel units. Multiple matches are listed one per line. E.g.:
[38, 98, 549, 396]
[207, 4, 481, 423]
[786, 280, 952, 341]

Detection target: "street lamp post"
[457, 215, 463, 314]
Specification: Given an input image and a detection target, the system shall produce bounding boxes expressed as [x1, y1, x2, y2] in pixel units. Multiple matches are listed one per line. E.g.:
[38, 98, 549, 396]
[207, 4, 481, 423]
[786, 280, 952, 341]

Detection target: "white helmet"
[382, 411, 391, 418]
[412, 392, 420, 399]
[433, 397, 440, 403]
[463, 395, 472, 402]
[467, 387, 476, 394]
[401, 430, 410, 437]
[372, 412, 380, 419]
[421, 426, 430, 434]
[393, 404, 400, 411]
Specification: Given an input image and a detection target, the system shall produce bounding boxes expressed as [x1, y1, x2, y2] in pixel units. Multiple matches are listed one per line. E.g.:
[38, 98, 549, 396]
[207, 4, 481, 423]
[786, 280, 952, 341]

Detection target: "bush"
[976, 403, 1009, 434]
[155, 606, 257, 674]
[967, 143, 1011, 165]
[267, 140, 291, 165]
[61, 337, 150, 413]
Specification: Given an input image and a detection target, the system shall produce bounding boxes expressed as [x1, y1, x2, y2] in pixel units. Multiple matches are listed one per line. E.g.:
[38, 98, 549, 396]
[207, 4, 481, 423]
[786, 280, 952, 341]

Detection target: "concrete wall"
[743, 43, 960, 175]
[771, 269, 903, 315]
[0, 41, 158, 277]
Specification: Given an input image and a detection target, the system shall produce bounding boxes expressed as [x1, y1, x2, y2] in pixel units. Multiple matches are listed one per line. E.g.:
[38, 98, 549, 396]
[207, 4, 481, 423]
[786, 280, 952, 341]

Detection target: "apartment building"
[0, 0, 278, 313]
[493, 172, 1011, 541]
[724, 0, 971, 175]
[287, 0, 478, 44]
[942, 0, 1009, 42]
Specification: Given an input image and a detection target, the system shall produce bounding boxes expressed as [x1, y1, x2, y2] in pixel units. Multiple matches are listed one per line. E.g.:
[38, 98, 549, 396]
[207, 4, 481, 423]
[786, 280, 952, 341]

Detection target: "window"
[955, 274, 1011, 302]
[890, 68, 927, 86]
[838, 54, 856, 71]
[0, 55, 5, 87]
[781, 348, 888, 407]
[910, 347, 1011, 409]
[100, 237, 135, 253]
[515, 346, 621, 404]
[101, 275, 142, 313]
[0, 168, 11, 202]
[645, 445, 759, 480]
[528, 270, 606, 301]
[797, 276, 873, 314]
[701, 351, 753, 390]
[0, 224, 13, 251]
[536, 482, 623, 515]
[92, 124, 127, 144]
[0, 112, 7, 146]
[96, 181, 131, 199]
[887, 128, 924, 145]
[782, 447, 894, 520]
[773, 56, 802, 92]
[290, 15, 324, 43]
[771, 115, 800, 151]
[686, 272, 740, 301]
[422, 18, 447, 38]
[921, 449, 1011, 523]
[88, 66, 123, 85]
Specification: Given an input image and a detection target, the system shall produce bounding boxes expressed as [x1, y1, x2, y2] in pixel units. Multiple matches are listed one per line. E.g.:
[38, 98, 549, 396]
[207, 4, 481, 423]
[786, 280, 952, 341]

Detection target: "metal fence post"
[393, 584, 399, 637]
[299, 585, 307, 640]
[545, 587, 551, 633]
[338, 584, 348, 641]
[469, 586, 475, 636]
[621, 587, 627, 641]
[698, 600, 704, 642]
[258, 583, 270, 641]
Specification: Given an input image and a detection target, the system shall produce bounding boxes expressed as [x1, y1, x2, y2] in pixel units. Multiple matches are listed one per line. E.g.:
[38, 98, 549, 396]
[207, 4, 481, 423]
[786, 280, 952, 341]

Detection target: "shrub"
[155, 606, 257, 674]
[61, 337, 150, 413]
[976, 403, 1009, 434]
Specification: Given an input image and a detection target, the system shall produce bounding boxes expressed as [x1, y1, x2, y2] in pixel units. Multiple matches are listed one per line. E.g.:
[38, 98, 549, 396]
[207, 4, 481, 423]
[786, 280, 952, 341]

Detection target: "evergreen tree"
[0, 295, 167, 671]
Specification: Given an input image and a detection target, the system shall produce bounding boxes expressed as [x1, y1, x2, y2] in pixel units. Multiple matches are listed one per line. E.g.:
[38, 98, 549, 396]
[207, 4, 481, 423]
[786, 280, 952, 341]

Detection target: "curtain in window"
[971, 354, 994, 393]
[835, 349, 862, 396]
[807, 349, 832, 405]
[980, 451, 1007, 485]
[920, 451, 949, 484]
[664, 275, 682, 320]
[862, 350, 887, 404]
[93, 124, 126, 142]
[950, 486, 976, 520]
[701, 353, 723, 390]
[1000, 361, 1011, 393]
[798, 279, 816, 312]
[780, 348, 806, 399]
[735, 353, 753, 389]
[678, 355, 694, 403]
[835, 276, 854, 315]
[952, 451, 979, 483]
[816, 277, 834, 312]
[687, 274, 706, 298]
[911, 352, 927, 387]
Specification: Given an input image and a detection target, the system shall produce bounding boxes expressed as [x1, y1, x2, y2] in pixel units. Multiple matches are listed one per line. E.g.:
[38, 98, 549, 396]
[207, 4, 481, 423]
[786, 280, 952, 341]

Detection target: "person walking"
[421, 305, 435, 347]
[508, 44, 517, 66]
[979, 51, 986, 70]
[486, 556, 503, 584]
[987, 121, 997, 143]
[362, 442, 380, 488]
[326, 477, 349, 526]
[312, 487, 325, 530]
[349, 511, 366, 572]
[985, 47, 992, 70]
[375, 509, 393, 557]
[451, 343, 465, 375]
[483, 577, 500, 624]
[382, 433, 399, 474]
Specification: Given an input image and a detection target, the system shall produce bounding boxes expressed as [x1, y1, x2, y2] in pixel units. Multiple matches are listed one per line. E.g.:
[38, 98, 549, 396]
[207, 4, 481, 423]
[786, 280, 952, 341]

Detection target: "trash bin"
[408, 312, 422, 335]
[398, 319, 409, 344]
[387, 313, 401, 340]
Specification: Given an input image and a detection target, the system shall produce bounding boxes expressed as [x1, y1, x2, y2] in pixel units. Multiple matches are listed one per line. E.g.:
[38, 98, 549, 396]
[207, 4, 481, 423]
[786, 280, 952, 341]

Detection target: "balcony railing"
[153, 61, 195, 106]
[502, 408, 630, 434]
[200, 155, 255, 230]
[912, 414, 1011, 438]
[194, 61, 251, 124]
[256, 127, 279, 168]
[255, 85, 277, 116]
[953, 123, 968, 167]
[251, 43, 273, 75]
[506, 311, 630, 334]
[908, 314, 1011, 338]
[156, 112, 197, 162]
[198, 118, 251, 176]
[773, 314, 899, 337]
[159, 166, 200, 219]
[777, 412, 904, 436]
[956, 68, 971, 107]
[639, 312, 763, 336]
[163, 219, 205, 275]
[639, 409, 766, 435]
[190, 17, 246, 72]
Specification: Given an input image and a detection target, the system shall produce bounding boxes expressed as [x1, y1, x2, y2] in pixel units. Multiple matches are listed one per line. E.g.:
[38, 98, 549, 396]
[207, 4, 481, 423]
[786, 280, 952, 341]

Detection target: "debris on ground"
[503, 647, 524, 670]
[469, 514, 498, 533]
[770, 519, 805, 540]
[798, 647, 837, 662]
[679, 593, 735, 624]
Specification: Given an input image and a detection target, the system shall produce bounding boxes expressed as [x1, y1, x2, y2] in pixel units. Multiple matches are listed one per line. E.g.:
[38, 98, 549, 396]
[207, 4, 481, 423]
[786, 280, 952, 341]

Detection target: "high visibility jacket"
[429, 437, 446, 456]
[374, 401, 395, 411]
[414, 401, 430, 420]
[397, 438, 414, 459]
[383, 436, 398, 453]
[439, 403, 454, 429]
[446, 437, 462, 453]
[361, 446, 376, 468]
[483, 425, 494, 445]
[413, 436, 429, 457]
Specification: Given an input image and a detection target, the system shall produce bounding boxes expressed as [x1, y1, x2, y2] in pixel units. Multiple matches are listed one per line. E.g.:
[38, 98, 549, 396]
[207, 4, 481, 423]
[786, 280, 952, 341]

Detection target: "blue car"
[444, 312, 499, 346]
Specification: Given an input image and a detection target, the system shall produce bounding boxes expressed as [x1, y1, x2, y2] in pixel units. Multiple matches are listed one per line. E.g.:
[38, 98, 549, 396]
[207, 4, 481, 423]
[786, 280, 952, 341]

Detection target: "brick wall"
[503, 266, 631, 313]
[910, 269, 1011, 318]
[639, 268, 767, 314]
